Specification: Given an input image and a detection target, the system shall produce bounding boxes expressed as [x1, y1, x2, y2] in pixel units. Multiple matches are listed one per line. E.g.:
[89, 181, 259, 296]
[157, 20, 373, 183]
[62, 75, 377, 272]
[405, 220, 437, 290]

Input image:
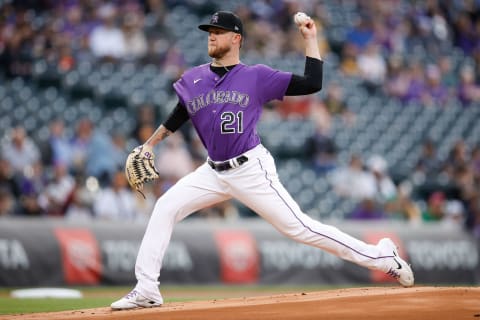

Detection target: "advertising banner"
[0, 219, 478, 286]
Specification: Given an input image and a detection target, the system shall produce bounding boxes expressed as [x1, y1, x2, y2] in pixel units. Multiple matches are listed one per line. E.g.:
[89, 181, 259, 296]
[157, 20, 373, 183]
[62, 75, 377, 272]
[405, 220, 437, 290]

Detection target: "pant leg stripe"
[256, 158, 393, 260]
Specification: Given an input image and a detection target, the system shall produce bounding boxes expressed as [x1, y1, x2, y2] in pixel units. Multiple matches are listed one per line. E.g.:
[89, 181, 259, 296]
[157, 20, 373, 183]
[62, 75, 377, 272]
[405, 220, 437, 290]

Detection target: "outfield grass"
[0, 285, 334, 315]
[0, 297, 113, 314]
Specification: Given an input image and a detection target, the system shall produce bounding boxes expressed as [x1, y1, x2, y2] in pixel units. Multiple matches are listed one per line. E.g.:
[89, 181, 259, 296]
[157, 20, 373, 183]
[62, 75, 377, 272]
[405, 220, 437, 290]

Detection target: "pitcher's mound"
[7, 286, 480, 320]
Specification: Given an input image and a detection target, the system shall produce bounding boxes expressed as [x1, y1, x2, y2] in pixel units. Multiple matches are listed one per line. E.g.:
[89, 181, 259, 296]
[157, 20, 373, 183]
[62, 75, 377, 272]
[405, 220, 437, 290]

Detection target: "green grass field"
[0, 285, 335, 315]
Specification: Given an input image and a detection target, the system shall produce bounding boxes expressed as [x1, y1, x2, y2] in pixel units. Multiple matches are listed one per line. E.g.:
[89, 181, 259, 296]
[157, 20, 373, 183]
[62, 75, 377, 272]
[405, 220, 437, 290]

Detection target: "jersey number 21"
[221, 111, 243, 134]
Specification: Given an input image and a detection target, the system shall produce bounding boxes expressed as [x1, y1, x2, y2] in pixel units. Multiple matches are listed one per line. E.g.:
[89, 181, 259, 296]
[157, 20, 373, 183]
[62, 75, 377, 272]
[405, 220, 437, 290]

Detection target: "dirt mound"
[5, 286, 480, 320]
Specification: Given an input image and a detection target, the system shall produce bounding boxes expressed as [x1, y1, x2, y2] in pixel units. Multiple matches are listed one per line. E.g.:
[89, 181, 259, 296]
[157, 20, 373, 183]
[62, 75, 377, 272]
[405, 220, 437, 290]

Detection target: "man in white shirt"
[89, 4, 126, 60]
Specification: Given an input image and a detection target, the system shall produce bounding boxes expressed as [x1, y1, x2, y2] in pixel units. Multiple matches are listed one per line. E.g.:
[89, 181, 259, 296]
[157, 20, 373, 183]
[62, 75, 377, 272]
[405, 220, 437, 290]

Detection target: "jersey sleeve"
[172, 76, 188, 106]
[255, 64, 293, 104]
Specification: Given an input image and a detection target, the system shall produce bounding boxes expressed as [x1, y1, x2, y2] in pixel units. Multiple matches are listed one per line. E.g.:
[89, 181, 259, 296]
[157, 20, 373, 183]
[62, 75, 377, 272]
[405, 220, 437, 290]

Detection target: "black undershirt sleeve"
[163, 102, 190, 132]
[285, 56, 323, 96]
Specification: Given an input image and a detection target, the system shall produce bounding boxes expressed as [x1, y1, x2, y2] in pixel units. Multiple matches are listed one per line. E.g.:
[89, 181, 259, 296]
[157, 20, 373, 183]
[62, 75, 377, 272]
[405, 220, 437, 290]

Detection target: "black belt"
[208, 155, 249, 171]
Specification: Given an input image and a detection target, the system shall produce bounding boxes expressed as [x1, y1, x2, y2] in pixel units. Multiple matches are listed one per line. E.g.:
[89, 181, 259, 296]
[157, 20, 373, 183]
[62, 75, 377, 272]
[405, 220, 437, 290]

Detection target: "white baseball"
[294, 12, 310, 26]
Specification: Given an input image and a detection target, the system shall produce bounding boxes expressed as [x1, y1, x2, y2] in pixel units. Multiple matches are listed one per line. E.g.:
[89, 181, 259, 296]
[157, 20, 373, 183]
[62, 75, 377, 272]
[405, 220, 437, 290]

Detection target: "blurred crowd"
[329, 143, 480, 233]
[0, 0, 479, 235]
[1, 0, 480, 103]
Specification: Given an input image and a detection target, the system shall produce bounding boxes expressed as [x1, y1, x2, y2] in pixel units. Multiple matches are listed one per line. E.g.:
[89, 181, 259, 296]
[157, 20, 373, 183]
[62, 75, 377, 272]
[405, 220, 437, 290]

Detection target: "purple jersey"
[173, 63, 292, 161]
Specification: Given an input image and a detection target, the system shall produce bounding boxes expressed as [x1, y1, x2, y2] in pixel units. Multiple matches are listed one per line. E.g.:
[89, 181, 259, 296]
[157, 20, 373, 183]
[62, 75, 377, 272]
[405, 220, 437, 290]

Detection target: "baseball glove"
[125, 144, 159, 198]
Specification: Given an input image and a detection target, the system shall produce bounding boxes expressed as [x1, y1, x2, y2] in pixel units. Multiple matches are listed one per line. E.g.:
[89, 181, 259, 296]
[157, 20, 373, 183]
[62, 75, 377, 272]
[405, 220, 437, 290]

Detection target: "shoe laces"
[386, 268, 400, 279]
[124, 290, 139, 300]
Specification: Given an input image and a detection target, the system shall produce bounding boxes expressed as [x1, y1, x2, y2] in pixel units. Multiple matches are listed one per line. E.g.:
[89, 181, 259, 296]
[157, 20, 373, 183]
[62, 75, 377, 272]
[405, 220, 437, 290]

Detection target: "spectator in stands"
[349, 198, 385, 220]
[69, 118, 92, 175]
[64, 174, 94, 221]
[320, 82, 355, 125]
[57, 44, 75, 72]
[0, 157, 21, 200]
[422, 64, 450, 107]
[89, 4, 126, 61]
[1, 126, 40, 175]
[345, 16, 374, 51]
[414, 2, 450, 56]
[366, 155, 396, 203]
[41, 118, 71, 167]
[366, 154, 421, 222]
[69, 118, 118, 185]
[457, 64, 480, 106]
[471, 145, 480, 179]
[132, 104, 158, 144]
[0, 187, 15, 217]
[143, 0, 167, 21]
[444, 139, 469, 175]
[452, 12, 478, 55]
[438, 55, 456, 88]
[60, 4, 94, 47]
[415, 139, 441, 179]
[17, 161, 46, 217]
[74, 34, 96, 63]
[402, 61, 426, 104]
[330, 154, 375, 200]
[84, 129, 122, 186]
[339, 42, 359, 77]
[122, 12, 148, 61]
[0, 8, 35, 78]
[40, 162, 75, 216]
[291, 90, 342, 174]
[384, 55, 410, 100]
[307, 97, 337, 174]
[93, 169, 137, 221]
[155, 132, 194, 183]
[110, 131, 129, 172]
[18, 192, 44, 216]
[357, 43, 387, 94]
[308, 131, 337, 174]
[384, 181, 422, 223]
[452, 164, 477, 210]
[371, 19, 394, 54]
[276, 95, 313, 118]
[161, 45, 187, 79]
[443, 199, 466, 227]
[31, 15, 58, 63]
[135, 123, 156, 145]
[309, 97, 332, 133]
[421, 191, 446, 222]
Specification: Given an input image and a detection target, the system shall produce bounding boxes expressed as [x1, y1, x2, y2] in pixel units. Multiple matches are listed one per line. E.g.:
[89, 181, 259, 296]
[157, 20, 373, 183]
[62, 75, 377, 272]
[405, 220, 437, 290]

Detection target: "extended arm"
[301, 17, 322, 60]
[285, 15, 323, 96]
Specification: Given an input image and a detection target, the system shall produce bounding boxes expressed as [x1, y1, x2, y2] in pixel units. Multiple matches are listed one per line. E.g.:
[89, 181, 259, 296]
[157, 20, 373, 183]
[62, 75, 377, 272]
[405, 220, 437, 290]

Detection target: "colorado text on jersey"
[186, 90, 250, 114]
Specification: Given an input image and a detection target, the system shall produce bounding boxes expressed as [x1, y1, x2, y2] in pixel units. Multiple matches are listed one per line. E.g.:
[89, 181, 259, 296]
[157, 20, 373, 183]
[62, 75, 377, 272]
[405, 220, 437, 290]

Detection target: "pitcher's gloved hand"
[125, 144, 159, 198]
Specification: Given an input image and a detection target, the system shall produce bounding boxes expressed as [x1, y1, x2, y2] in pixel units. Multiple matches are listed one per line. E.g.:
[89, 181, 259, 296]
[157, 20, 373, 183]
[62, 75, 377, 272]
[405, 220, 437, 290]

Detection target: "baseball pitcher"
[113, 10, 414, 310]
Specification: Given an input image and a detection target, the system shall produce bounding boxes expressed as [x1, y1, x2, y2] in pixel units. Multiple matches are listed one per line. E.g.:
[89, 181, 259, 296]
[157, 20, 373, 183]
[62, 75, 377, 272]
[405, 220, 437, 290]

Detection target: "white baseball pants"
[135, 144, 392, 301]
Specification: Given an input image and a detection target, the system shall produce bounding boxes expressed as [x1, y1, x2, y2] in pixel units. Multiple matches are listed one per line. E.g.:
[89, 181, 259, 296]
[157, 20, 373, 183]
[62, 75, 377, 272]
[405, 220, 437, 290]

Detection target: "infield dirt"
[3, 286, 479, 320]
